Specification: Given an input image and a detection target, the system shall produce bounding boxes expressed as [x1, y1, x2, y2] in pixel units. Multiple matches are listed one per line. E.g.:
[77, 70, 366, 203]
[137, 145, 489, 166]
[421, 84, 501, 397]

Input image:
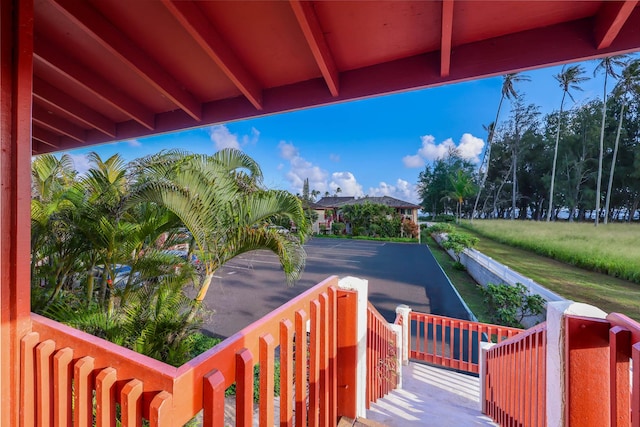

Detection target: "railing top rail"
[606, 312, 640, 342]
[367, 301, 388, 324]
[409, 310, 523, 334]
[179, 275, 340, 378]
[486, 321, 547, 352]
[393, 312, 402, 325]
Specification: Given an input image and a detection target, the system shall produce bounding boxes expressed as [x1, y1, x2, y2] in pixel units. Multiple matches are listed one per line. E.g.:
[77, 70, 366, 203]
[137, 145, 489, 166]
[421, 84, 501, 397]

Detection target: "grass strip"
[459, 220, 640, 284]
[456, 223, 640, 321]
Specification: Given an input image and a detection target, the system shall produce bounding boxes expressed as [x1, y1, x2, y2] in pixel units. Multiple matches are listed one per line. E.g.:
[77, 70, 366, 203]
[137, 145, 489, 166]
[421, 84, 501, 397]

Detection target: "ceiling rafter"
[440, 0, 454, 77]
[594, 0, 639, 49]
[289, 0, 339, 97]
[48, 0, 202, 122]
[33, 77, 116, 138]
[33, 104, 86, 142]
[33, 126, 61, 148]
[161, 0, 263, 110]
[34, 38, 155, 130]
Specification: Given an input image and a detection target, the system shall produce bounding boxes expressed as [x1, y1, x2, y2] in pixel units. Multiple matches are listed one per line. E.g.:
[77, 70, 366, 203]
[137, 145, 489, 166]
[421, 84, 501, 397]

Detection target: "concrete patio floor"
[366, 362, 498, 427]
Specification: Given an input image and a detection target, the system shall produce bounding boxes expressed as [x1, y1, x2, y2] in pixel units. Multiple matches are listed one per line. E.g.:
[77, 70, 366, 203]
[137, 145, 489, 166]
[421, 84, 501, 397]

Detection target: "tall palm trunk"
[547, 91, 567, 222]
[604, 101, 626, 224]
[595, 73, 609, 226]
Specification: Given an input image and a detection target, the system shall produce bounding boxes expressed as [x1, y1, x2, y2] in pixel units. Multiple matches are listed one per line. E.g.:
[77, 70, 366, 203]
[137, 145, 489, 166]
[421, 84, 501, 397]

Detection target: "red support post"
[565, 315, 612, 427]
[1, 0, 34, 425]
[336, 289, 358, 419]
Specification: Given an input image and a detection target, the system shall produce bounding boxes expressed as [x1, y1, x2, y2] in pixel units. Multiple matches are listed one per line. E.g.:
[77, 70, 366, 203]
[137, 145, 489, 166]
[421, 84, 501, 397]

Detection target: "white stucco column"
[338, 276, 369, 419]
[479, 342, 495, 412]
[546, 301, 607, 427]
[395, 304, 412, 365]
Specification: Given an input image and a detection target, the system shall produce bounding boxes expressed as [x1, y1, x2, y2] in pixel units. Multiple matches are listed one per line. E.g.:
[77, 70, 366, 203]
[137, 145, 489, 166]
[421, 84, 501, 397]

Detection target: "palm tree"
[130, 149, 310, 310]
[448, 169, 476, 223]
[472, 73, 529, 220]
[593, 55, 628, 226]
[604, 59, 640, 224]
[547, 64, 589, 221]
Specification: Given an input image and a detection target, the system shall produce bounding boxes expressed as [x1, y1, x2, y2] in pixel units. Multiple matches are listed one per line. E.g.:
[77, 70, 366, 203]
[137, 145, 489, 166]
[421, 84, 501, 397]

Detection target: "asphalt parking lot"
[202, 238, 471, 339]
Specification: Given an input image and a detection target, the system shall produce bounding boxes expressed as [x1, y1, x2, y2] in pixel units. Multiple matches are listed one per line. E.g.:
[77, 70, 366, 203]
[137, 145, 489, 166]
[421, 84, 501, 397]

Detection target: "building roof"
[315, 195, 420, 209]
[30, 1, 640, 155]
[315, 197, 356, 207]
[341, 196, 421, 209]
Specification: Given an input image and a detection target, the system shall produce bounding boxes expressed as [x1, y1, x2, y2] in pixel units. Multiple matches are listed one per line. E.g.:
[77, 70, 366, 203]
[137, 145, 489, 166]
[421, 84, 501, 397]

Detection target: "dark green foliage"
[426, 223, 454, 234]
[440, 232, 479, 262]
[331, 222, 346, 235]
[479, 282, 546, 328]
[340, 202, 402, 238]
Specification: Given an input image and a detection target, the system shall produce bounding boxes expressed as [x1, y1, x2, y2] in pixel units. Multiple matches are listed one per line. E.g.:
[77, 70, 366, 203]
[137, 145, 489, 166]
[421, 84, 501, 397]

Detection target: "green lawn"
[454, 221, 640, 321]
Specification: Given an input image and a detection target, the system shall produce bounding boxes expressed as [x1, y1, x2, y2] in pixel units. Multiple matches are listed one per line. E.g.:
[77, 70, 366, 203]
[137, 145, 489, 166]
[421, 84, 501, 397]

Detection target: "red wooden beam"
[594, 0, 639, 50]
[289, 0, 339, 97]
[47, 0, 202, 122]
[33, 103, 86, 143]
[33, 126, 61, 149]
[34, 39, 155, 130]
[1, 0, 34, 425]
[440, 0, 454, 77]
[33, 77, 116, 137]
[161, 0, 263, 110]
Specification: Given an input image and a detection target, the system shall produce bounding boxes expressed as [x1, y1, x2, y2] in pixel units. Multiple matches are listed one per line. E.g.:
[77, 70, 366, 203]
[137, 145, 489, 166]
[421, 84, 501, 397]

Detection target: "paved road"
[202, 238, 471, 339]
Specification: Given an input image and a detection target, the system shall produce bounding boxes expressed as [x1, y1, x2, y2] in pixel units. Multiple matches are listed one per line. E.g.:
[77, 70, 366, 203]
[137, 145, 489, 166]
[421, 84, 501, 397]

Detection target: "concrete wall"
[432, 233, 566, 327]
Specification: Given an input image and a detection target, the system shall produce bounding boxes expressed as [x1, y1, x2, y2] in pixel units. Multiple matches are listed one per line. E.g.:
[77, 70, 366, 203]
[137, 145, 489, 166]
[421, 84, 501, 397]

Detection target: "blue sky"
[62, 57, 633, 203]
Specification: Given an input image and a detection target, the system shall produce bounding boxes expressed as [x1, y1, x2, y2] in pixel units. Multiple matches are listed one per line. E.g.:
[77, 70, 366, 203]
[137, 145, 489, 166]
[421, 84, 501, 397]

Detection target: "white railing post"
[479, 342, 495, 413]
[546, 301, 607, 426]
[338, 276, 369, 419]
[389, 324, 403, 388]
[395, 304, 412, 365]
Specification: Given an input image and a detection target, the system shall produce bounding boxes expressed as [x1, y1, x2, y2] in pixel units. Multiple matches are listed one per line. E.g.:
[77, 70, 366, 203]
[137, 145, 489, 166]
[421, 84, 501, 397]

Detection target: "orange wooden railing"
[409, 312, 522, 374]
[366, 302, 398, 407]
[22, 276, 360, 427]
[483, 321, 547, 427]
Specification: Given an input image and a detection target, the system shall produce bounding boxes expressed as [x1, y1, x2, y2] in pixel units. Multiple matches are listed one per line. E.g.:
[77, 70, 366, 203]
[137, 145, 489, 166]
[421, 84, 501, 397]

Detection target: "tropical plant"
[447, 169, 476, 222]
[479, 283, 546, 328]
[604, 59, 640, 224]
[593, 55, 628, 226]
[472, 72, 530, 220]
[129, 148, 310, 313]
[547, 64, 589, 221]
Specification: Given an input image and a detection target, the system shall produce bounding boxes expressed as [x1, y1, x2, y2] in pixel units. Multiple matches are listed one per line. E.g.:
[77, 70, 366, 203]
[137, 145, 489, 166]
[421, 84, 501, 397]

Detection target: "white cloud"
[404, 133, 485, 167]
[126, 139, 142, 147]
[208, 124, 260, 151]
[67, 153, 92, 176]
[330, 172, 364, 197]
[329, 153, 340, 162]
[368, 179, 419, 203]
[278, 141, 299, 160]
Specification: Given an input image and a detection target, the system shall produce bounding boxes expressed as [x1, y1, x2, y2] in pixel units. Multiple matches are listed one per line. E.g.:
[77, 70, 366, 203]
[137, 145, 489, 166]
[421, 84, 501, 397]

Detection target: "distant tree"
[302, 178, 310, 201]
[593, 55, 628, 226]
[547, 64, 589, 221]
[446, 169, 476, 223]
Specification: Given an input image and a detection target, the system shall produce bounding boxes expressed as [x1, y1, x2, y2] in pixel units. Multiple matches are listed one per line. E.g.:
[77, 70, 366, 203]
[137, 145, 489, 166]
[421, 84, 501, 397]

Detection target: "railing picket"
[20, 331, 40, 427]
[632, 344, 640, 427]
[328, 287, 338, 425]
[203, 370, 226, 427]
[74, 356, 95, 427]
[259, 334, 275, 427]
[610, 327, 631, 427]
[319, 293, 329, 427]
[149, 391, 172, 427]
[236, 348, 254, 427]
[95, 367, 117, 427]
[52, 347, 73, 426]
[279, 320, 294, 427]
[309, 300, 321, 427]
[35, 339, 55, 427]
[295, 309, 308, 427]
[121, 379, 143, 427]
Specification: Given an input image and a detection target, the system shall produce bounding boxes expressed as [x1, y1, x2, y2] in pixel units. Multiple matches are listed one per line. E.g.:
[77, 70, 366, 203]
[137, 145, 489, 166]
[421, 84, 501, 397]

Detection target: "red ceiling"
[31, 0, 640, 154]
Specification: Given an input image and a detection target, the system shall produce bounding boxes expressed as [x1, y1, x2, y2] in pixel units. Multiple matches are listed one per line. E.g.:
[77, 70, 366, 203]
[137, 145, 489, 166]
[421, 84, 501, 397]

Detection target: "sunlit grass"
[460, 220, 640, 284]
[456, 220, 640, 321]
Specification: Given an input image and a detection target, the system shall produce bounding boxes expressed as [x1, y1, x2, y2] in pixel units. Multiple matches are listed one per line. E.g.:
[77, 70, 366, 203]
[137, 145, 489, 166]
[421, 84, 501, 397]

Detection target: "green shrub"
[426, 223, 454, 234]
[331, 222, 346, 235]
[440, 232, 478, 262]
[434, 214, 456, 223]
[479, 283, 545, 328]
